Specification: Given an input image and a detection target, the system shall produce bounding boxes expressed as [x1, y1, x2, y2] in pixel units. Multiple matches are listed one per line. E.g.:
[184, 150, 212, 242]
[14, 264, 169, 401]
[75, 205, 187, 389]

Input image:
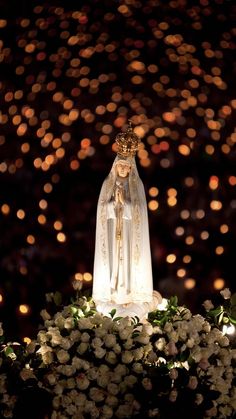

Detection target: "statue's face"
[116, 161, 131, 178]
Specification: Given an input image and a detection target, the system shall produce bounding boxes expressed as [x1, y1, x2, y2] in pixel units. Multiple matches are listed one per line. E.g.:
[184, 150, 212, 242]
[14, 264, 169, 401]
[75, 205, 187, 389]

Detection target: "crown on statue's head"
[115, 120, 140, 158]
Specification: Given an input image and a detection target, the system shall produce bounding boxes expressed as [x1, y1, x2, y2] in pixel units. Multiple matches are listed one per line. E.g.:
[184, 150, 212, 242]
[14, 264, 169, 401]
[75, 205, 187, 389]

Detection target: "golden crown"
[115, 120, 140, 158]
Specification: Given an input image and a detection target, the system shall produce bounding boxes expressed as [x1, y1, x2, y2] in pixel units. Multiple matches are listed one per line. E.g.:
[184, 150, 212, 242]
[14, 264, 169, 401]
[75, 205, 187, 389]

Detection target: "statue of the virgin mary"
[93, 121, 162, 317]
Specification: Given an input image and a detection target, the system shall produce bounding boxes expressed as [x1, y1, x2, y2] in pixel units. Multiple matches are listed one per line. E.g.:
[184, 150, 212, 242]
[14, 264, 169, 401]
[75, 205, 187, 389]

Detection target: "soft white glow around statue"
[92, 122, 162, 318]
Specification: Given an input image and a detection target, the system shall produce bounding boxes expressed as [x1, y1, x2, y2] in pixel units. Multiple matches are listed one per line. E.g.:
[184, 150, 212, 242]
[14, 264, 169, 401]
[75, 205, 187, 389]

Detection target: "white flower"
[57, 349, 70, 364]
[64, 317, 74, 330]
[123, 338, 133, 350]
[119, 328, 132, 340]
[188, 376, 198, 390]
[76, 373, 90, 390]
[195, 393, 204, 405]
[104, 334, 116, 348]
[105, 395, 118, 407]
[101, 405, 113, 418]
[87, 367, 98, 380]
[142, 377, 152, 390]
[61, 337, 73, 350]
[122, 351, 134, 364]
[169, 368, 178, 380]
[69, 329, 81, 343]
[133, 347, 144, 361]
[108, 383, 119, 395]
[78, 317, 93, 330]
[46, 373, 57, 385]
[77, 342, 89, 355]
[114, 364, 127, 376]
[132, 362, 144, 374]
[81, 332, 90, 342]
[95, 327, 107, 338]
[92, 337, 103, 348]
[113, 343, 122, 354]
[37, 330, 47, 344]
[40, 309, 51, 321]
[105, 351, 117, 364]
[75, 392, 87, 407]
[54, 314, 65, 329]
[116, 404, 133, 418]
[20, 368, 36, 381]
[94, 347, 106, 359]
[124, 374, 137, 387]
[155, 337, 166, 351]
[89, 387, 105, 402]
[169, 389, 178, 402]
[166, 341, 178, 356]
[202, 300, 214, 311]
[220, 288, 231, 299]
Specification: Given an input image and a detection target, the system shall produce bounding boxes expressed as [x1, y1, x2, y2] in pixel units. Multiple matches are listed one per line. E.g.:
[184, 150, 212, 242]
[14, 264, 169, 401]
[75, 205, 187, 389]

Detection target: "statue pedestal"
[95, 290, 162, 321]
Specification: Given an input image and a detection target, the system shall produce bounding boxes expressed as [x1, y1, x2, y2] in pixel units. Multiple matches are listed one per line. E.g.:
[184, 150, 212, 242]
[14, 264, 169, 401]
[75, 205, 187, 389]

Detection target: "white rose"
[81, 332, 90, 342]
[76, 373, 90, 390]
[122, 351, 134, 364]
[124, 374, 137, 387]
[89, 387, 105, 402]
[132, 362, 143, 374]
[87, 367, 98, 380]
[114, 364, 127, 376]
[123, 338, 133, 350]
[104, 334, 117, 348]
[94, 347, 106, 359]
[64, 317, 74, 330]
[20, 368, 36, 381]
[61, 337, 73, 350]
[116, 404, 133, 418]
[108, 383, 119, 395]
[113, 343, 122, 354]
[186, 338, 195, 348]
[202, 300, 214, 311]
[169, 368, 178, 380]
[40, 309, 51, 321]
[220, 288, 231, 299]
[101, 405, 113, 418]
[166, 341, 178, 356]
[78, 317, 93, 330]
[119, 328, 132, 340]
[92, 337, 103, 348]
[72, 356, 82, 369]
[219, 335, 230, 347]
[95, 327, 107, 338]
[97, 374, 110, 388]
[105, 351, 117, 364]
[164, 322, 173, 333]
[54, 314, 65, 329]
[188, 376, 198, 390]
[77, 342, 89, 355]
[155, 337, 166, 351]
[142, 323, 153, 335]
[105, 395, 118, 407]
[195, 393, 204, 405]
[142, 377, 152, 390]
[133, 347, 144, 361]
[69, 330, 81, 343]
[37, 330, 47, 344]
[57, 349, 70, 364]
[169, 389, 178, 402]
[75, 392, 87, 406]
[46, 373, 57, 385]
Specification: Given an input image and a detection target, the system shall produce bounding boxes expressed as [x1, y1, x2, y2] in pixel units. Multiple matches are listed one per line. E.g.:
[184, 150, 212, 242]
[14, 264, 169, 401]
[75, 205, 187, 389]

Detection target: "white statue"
[92, 121, 162, 318]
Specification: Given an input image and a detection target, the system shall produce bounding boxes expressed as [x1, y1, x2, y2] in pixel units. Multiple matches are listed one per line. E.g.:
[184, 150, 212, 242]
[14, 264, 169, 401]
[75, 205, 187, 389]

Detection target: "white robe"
[93, 156, 153, 306]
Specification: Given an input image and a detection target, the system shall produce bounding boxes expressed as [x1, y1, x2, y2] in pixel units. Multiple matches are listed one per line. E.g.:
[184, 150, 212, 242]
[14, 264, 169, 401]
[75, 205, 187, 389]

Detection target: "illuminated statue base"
[95, 290, 163, 320]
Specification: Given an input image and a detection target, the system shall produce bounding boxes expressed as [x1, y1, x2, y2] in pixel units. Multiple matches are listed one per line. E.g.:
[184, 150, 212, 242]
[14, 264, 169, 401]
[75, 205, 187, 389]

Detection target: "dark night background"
[0, 0, 235, 341]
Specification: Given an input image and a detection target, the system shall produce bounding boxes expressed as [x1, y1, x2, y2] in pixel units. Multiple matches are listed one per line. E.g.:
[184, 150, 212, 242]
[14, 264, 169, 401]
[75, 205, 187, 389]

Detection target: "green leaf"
[53, 291, 62, 306]
[230, 293, 236, 306]
[228, 316, 236, 325]
[5, 346, 14, 357]
[113, 316, 123, 322]
[109, 309, 116, 318]
[208, 306, 223, 317]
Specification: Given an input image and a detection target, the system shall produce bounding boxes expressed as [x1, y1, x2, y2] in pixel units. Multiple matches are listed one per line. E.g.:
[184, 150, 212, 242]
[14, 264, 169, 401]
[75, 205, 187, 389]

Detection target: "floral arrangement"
[0, 288, 236, 418]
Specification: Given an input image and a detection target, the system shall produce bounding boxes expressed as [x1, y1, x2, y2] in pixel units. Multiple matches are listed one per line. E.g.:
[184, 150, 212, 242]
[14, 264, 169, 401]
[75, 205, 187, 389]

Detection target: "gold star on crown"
[115, 120, 140, 158]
